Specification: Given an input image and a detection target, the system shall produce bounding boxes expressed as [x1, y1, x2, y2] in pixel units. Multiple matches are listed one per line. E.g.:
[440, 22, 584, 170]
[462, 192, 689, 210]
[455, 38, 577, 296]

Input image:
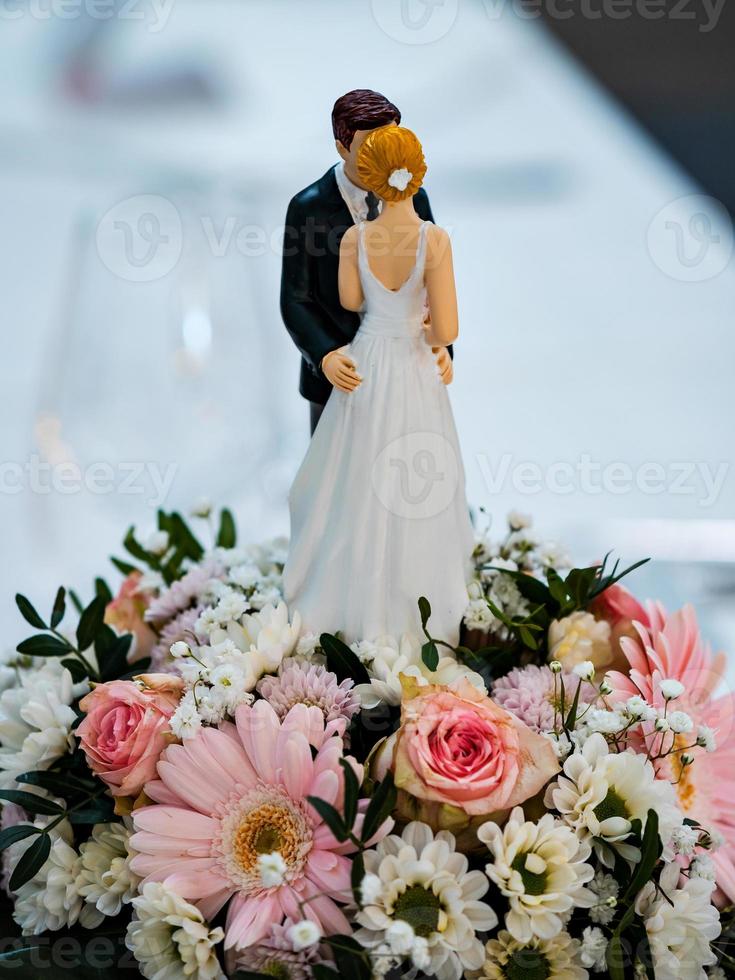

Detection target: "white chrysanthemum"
[12, 822, 101, 935]
[635, 861, 720, 980]
[356, 821, 497, 980]
[548, 611, 612, 673]
[126, 881, 225, 980]
[479, 807, 594, 944]
[76, 822, 139, 919]
[544, 733, 683, 866]
[0, 661, 80, 787]
[475, 929, 586, 980]
[351, 634, 485, 709]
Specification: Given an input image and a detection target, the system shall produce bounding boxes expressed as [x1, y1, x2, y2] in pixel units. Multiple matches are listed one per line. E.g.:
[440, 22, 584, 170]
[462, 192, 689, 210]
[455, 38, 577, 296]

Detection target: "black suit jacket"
[280, 165, 436, 405]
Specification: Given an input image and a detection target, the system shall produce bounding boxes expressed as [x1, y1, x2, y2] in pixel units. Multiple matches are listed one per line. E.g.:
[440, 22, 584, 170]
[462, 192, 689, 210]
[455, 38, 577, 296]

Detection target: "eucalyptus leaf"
[16, 635, 70, 658]
[217, 508, 237, 548]
[306, 796, 348, 842]
[76, 595, 106, 652]
[15, 594, 47, 630]
[9, 834, 51, 891]
[319, 633, 370, 685]
[421, 639, 439, 671]
[50, 586, 66, 629]
[0, 825, 41, 851]
[0, 790, 64, 816]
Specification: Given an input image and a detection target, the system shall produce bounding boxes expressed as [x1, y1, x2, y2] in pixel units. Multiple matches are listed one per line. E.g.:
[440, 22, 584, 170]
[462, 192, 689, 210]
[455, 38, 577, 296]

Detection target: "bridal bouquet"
[1, 506, 732, 979]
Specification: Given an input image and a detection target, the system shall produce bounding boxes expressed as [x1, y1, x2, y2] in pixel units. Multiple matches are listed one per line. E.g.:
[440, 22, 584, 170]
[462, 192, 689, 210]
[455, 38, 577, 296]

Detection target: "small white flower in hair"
[388, 167, 412, 191]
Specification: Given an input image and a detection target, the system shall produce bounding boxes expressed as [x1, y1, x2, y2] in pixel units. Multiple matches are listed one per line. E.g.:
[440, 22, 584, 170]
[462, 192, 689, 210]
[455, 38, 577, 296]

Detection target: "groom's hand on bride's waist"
[433, 346, 453, 386]
[322, 349, 362, 394]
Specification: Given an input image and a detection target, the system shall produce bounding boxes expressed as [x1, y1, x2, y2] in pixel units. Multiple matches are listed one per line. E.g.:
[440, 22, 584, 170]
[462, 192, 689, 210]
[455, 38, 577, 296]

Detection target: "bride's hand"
[322, 349, 362, 394]
[433, 346, 453, 386]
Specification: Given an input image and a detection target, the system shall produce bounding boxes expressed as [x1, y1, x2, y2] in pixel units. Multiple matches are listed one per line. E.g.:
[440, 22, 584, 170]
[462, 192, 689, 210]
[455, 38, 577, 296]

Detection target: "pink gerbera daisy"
[130, 700, 388, 950]
[609, 602, 735, 901]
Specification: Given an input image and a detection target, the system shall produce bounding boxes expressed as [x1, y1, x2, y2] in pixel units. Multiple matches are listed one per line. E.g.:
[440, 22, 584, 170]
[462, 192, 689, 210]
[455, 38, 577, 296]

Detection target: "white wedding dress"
[283, 221, 474, 644]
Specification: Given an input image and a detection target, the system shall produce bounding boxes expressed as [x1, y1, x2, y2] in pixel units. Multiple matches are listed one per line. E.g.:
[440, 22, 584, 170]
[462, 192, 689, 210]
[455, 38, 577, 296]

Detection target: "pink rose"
[105, 572, 157, 663]
[374, 677, 559, 834]
[77, 677, 182, 798]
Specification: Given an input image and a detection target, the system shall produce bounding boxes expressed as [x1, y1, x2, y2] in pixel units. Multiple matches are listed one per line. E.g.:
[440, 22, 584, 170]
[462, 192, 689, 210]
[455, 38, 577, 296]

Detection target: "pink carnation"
[77, 677, 182, 799]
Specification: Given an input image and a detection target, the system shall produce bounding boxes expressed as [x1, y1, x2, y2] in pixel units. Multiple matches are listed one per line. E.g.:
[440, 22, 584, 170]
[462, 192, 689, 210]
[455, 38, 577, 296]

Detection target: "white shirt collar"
[334, 161, 380, 224]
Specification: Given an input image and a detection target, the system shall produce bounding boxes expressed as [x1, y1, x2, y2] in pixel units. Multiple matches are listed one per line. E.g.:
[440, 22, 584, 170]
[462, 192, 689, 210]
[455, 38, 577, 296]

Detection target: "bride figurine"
[283, 125, 473, 645]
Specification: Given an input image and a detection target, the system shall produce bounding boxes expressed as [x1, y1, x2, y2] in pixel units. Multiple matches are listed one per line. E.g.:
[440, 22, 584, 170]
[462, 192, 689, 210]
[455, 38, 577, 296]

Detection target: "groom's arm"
[280, 195, 338, 376]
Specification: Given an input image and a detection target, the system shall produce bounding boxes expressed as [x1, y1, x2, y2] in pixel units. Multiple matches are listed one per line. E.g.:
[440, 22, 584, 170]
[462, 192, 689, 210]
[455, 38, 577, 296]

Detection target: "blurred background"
[1, 0, 733, 656]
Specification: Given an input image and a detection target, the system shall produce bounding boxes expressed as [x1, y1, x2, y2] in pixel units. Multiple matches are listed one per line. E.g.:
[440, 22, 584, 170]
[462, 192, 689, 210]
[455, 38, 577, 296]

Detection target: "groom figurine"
[281, 88, 452, 434]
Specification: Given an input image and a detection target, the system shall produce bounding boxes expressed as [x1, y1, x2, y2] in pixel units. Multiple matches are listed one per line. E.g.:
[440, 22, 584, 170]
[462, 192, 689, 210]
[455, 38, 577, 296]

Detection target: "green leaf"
[9, 833, 51, 891]
[169, 512, 204, 560]
[311, 967, 340, 980]
[17, 770, 96, 796]
[217, 508, 237, 548]
[306, 796, 348, 842]
[111, 555, 138, 576]
[362, 772, 396, 843]
[69, 798, 116, 824]
[546, 568, 568, 606]
[326, 935, 371, 980]
[418, 595, 432, 629]
[351, 848, 365, 905]
[98, 633, 133, 682]
[320, 633, 370, 685]
[61, 656, 90, 683]
[0, 824, 41, 851]
[50, 586, 66, 629]
[94, 577, 113, 605]
[76, 595, 106, 651]
[564, 678, 584, 731]
[123, 526, 154, 565]
[621, 809, 662, 905]
[0, 790, 64, 816]
[421, 639, 439, 671]
[339, 759, 360, 832]
[15, 594, 47, 630]
[16, 635, 70, 658]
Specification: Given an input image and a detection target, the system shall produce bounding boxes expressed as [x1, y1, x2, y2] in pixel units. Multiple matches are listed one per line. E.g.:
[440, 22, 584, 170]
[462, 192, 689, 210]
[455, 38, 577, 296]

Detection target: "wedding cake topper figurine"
[280, 89, 453, 435]
[283, 119, 473, 644]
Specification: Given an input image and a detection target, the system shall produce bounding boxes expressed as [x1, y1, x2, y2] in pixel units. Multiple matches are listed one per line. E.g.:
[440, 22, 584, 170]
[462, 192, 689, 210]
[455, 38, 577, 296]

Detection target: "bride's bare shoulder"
[425, 223, 453, 267]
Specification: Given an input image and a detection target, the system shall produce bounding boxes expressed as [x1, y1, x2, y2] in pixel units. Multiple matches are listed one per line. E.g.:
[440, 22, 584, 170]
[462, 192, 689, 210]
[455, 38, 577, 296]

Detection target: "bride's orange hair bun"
[356, 125, 427, 202]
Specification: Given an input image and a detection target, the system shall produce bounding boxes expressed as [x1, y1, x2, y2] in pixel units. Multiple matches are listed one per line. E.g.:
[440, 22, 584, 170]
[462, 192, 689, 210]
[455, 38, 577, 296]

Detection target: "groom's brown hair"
[332, 89, 401, 150]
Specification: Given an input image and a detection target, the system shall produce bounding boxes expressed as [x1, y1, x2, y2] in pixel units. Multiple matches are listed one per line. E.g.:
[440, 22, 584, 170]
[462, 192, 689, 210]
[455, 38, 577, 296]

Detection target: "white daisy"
[475, 929, 586, 979]
[544, 733, 683, 866]
[355, 821, 497, 980]
[635, 861, 720, 980]
[351, 634, 485, 709]
[76, 821, 139, 919]
[126, 881, 225, 980]
[479, 807, 594, 944]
